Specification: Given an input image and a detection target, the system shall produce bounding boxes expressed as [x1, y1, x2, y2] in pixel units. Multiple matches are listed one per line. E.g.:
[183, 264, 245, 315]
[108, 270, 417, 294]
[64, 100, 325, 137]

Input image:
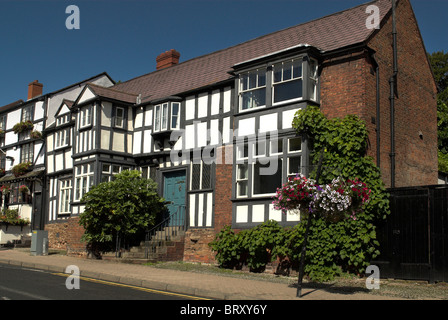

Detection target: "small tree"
[79, 170, 166, 257]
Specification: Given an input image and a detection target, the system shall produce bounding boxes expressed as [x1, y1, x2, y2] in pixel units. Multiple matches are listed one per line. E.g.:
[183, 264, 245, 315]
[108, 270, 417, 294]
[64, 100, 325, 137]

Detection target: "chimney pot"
[156, 49, 180, 70]
[28, 80, 43, 100]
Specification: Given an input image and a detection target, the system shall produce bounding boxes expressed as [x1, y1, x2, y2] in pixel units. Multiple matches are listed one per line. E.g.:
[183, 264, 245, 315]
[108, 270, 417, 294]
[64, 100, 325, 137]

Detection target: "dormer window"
[56, 114, 70, 126]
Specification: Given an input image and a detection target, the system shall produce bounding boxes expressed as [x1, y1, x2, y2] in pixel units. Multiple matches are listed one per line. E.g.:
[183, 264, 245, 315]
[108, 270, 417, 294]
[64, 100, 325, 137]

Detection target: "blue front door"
[163, 170, 186, 226]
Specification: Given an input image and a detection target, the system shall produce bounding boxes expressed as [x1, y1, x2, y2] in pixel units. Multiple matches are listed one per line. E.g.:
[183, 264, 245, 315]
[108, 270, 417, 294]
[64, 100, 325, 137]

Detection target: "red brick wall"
[183, 145, 233, 264]
[320, 0, 437, 188]
[46, 217, 87, 257]
[213, 145, 233, 232]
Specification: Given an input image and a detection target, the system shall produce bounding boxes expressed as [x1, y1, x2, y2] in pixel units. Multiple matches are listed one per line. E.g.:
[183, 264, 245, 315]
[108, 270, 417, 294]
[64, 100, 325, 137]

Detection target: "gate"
[372, 185, 448, 283]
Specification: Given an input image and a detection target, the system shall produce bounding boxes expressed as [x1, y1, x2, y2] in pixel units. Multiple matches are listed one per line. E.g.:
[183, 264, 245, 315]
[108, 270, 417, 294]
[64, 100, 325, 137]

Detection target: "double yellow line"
[53, 272, 210, 300]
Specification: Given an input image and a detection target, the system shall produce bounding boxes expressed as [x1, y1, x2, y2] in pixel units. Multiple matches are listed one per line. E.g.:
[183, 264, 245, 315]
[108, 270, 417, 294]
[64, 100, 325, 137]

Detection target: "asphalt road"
[0, 263, 201, 300]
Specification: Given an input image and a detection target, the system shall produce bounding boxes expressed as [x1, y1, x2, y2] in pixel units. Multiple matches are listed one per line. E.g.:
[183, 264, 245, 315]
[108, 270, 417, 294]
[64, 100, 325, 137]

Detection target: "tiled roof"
[0, 100, 24, 113]
[87, 83, 138, 104]
[113, 0, 392, 103]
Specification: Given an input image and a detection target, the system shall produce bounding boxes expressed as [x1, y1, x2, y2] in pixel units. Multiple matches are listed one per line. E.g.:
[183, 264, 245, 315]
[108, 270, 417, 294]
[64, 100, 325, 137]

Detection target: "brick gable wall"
[320, 0, 437, 188]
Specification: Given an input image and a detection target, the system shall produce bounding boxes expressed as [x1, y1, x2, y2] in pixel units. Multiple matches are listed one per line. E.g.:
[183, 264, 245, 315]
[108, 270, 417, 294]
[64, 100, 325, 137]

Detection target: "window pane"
[191, 163, 201, 190]
[237, 164, 248, 180]
[155, 106, 160, 131]
[258, 72, 266, 87]
[248, 72, 257, 89]
[289, 137, 302, 152]
[202, 163, 211, 189]
[237, 144, 248, 159]
[102, 164, 110, 173]
[271, 139, 283, 154]
[240, 74, 248, 91]
[237, 181, 248, 197]
[283, 61, 292, 81]
[116, 108, 124, 127]
[273, 79, 302, 103]
[254, 140, 266, 157]
[112, 165, 120, 174]
[253, 159, 282, 195]
[241, 88, 266, 110]
[162, 104, 168, 130]
[288, 156, 301, 176]
[273, 64, 282, 83]
[171, 103, 179, 129]
[293, 61, 302, 79]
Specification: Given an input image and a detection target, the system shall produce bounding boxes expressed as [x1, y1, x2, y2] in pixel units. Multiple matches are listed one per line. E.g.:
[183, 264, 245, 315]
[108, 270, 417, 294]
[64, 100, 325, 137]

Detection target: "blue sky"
[0, 0, 447, 107]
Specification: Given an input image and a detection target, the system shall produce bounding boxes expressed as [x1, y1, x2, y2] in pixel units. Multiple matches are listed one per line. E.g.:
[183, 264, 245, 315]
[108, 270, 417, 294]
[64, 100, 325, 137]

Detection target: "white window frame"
[272, 58, 303, 106]
[20, 143, 34, 163]
[239, 68, 266, 112]
[80, 106, 92, 128]
[251, 158, 283, 197]
[55, 128, 70, 149]
[171, 102, 180, 129]
[288, 137, 302, 153]
[309, 58, 319, 102]
[22, 105, 33, 122]
[59, 179, 72, 214]
[154, 103, 169, 132]
[74, 163, 94, 201]
[236, 163, 249, 198]
[56, 114, 70, 126]
[115, 107, 125, 128]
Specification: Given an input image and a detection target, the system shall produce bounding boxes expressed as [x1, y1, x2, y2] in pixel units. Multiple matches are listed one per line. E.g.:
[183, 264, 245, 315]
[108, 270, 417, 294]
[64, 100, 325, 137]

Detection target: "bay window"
[154, 102, 180, 132]
[237, 55, 319, 111]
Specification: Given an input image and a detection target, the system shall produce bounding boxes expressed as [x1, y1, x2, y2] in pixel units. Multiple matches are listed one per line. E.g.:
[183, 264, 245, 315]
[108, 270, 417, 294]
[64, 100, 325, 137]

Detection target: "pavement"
[0, 248, 404, 300]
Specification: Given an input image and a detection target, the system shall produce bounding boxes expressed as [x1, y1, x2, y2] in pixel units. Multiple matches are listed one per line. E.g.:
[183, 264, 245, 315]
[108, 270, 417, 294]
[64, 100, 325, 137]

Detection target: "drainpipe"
[370, 52, 381, 168]
[389, 0, 398, 188]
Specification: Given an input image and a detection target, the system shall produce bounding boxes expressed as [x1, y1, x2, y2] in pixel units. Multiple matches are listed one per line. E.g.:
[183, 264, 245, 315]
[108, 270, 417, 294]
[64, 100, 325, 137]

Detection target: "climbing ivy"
[210, 106, 390, 282]
[292, 105, 390, 222]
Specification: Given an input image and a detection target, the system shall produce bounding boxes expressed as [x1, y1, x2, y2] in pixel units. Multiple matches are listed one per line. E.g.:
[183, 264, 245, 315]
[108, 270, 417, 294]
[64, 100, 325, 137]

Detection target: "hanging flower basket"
[12, 162, 32, 177]
[272, 174, 371, 222]
[0, 168, 5, 177]
[19, 185, 30, 194]
[12, 121, 34, 134]
[0, 185, 11, 194]
[30, 130, 42, 139]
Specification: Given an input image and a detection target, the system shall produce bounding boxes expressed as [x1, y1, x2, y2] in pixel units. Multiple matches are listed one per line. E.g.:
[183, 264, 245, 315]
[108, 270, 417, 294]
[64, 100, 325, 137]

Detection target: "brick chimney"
[156, 49, 180, 70]
[28, 80, 43, 100]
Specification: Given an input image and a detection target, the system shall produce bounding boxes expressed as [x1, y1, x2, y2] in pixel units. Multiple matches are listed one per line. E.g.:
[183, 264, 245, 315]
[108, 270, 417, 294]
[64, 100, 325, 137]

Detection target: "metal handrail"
[144, 205, 186, 259]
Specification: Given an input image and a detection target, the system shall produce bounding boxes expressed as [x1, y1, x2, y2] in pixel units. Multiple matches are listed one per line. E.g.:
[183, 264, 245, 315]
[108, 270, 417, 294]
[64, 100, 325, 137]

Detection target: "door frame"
[161, 168, 187, 227]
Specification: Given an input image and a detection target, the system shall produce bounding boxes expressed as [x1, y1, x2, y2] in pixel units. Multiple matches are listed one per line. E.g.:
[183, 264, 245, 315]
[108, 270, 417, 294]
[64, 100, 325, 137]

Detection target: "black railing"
[144, 205, 186, 259]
